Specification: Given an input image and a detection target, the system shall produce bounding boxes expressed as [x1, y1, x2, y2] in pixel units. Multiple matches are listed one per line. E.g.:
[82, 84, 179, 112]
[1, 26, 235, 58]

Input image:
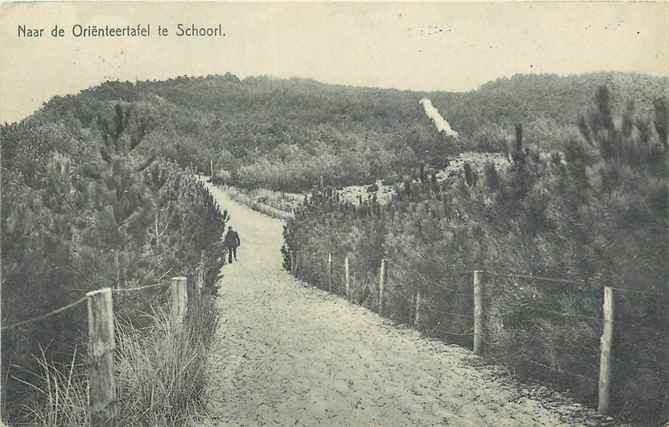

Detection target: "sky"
[1, 2, 668, 123]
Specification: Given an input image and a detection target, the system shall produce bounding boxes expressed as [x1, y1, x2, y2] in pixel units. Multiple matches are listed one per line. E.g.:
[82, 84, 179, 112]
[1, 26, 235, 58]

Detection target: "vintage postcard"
[1, 2, 668, 426]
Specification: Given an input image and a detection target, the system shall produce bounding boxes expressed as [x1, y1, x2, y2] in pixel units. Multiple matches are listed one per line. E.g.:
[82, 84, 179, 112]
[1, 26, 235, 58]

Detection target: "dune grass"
[9, 297, 219, 426]
[10, 346, 88, 426]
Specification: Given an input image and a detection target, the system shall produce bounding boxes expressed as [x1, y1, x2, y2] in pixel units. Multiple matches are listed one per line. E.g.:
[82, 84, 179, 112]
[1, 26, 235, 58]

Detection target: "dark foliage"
[1, 102, 227, 421]
[31, 72, 668, 192]
[283, 88, 669, 424]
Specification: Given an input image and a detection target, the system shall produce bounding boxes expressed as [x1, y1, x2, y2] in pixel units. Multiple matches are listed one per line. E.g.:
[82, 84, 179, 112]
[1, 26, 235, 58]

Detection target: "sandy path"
[201, 183, 577, 427]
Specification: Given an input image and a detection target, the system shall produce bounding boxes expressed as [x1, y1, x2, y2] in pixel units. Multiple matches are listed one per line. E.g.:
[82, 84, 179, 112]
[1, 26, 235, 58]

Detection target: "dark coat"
[223, 230, 240, 248]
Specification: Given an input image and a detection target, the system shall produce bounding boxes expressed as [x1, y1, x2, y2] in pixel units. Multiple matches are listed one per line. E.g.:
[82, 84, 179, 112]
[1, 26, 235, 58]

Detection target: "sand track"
[201, 183, 578, 427]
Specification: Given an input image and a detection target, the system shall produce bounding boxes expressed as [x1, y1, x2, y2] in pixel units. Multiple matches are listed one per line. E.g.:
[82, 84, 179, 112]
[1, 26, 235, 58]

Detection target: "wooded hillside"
[31, 72, 668, 191]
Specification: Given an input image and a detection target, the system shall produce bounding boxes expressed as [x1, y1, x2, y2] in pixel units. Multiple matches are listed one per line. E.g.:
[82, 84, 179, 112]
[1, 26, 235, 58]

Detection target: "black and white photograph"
[1, 2, 668, 426]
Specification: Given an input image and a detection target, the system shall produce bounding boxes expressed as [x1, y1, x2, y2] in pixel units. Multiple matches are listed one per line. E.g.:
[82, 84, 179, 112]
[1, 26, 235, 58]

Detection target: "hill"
[26, 72, 669, 191]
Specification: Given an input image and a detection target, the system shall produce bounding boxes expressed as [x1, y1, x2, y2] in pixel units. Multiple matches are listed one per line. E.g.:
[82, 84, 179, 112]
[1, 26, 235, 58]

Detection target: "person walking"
[223, 225, 241, 264]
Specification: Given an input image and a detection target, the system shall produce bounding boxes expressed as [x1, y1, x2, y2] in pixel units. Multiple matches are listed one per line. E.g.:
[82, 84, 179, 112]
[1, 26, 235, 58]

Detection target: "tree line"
[33, 72, 667, 192]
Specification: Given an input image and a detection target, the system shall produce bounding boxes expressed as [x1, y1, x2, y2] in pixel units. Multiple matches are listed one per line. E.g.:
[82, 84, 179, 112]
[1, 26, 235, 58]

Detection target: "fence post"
[378, 258, 386, 315]
[114, 250, 120, 290]
[188, 269, 201, 322]
[414, 290, 422, 328]
[199, 251, 206, 287]
[598, 286, 615, 415]
[154, 213, 160, 252]
[86, 288, 117, 426]
[290, 251, 294, 273]
[328, 253, 333, 292]
[473, 270, 484, 355]
[171, 277, 188, 333]
[345, 256, 350, 299]
[210, 159, 214, 181]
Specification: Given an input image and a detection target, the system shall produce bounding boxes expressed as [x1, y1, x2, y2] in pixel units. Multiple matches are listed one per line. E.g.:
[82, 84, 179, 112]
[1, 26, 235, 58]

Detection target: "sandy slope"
[200, 183, 580, 427]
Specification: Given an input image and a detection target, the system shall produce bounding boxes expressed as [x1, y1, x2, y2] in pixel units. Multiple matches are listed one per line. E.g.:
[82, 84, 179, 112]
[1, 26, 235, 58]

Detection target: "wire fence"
[2, 260, 208, 426]
[1, 282, 173, 332]
[1, 296, 89, 332]
[289, 249, 664, 418]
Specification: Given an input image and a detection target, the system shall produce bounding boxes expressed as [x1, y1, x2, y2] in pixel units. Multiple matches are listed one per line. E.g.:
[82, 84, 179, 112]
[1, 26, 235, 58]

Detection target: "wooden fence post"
[328, 253, 333, 292]
[378, 259, 386, 315]
[345, 256, 350, 299]
[199, 251, 206, 287]
[171, 277, 188, 333]
[414, 290, 422, 328]
[154, 213, 160, 252]
[210, 159, 214, 181]
[598, 286, 615, 415]
[114, 250, 120, 290]
[290, 251, 294, 273]
[188, 269, 201, 322]
[473, 270, 484, 355]
[87, 288, 117, 426]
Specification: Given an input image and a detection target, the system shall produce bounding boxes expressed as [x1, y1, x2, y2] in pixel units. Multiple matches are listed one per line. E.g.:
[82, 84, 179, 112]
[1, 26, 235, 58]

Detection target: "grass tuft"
[10, 296, 219, 426]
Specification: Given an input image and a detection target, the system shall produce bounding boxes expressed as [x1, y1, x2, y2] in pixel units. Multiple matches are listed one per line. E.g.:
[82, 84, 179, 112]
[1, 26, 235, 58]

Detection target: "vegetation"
[32, 72, 667, 192]
[2, 71, 667, 424]
[17, 301, 219, 426]
[283, 87, 669, 424]
[1, 102, 227, 424]
[222, 186, 299, 220]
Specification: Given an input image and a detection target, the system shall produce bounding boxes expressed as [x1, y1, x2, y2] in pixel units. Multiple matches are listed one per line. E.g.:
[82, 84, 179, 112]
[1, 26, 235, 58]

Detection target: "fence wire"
[1, 296, 88, 331]
[292, 252, 664, 413]
[2, 281, 173, 332]
[111, 281, 170, 293]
